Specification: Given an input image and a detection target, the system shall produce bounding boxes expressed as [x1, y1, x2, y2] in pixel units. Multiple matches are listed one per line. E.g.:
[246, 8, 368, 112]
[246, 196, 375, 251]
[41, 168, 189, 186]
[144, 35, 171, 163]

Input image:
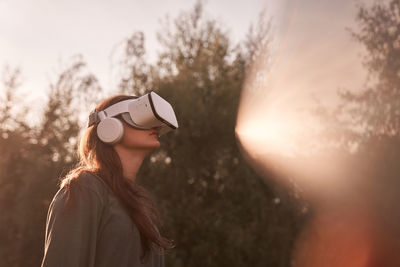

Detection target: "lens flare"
[237, 0, 400, 264]
[236, 0, 369, 199]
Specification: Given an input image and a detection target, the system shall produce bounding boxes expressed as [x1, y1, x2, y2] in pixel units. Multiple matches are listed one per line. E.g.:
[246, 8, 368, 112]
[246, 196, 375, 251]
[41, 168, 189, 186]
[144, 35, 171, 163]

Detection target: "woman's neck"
[114, 146, 148, 183]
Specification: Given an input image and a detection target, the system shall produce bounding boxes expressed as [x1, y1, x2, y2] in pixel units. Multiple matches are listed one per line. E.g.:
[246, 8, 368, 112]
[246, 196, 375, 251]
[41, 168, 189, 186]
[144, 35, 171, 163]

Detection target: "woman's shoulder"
[71, 171, 111, 196]
[76, 171, 108, 188]
[51, 171, 110, 211]
[57, 171, 111, 202]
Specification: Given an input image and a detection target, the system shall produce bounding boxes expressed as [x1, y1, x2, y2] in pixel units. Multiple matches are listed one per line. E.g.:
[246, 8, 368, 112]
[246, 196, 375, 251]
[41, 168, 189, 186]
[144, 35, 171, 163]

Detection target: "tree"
[329, 0, 400, 142]
[0, 66, 33, 266]
[310, 1, 400, 264]
[0, 56, 102, 266]
[117, 2, 303, 266]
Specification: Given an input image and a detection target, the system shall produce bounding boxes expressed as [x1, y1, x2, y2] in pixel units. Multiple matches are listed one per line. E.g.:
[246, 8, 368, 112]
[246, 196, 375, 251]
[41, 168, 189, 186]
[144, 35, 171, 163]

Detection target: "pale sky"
[0, 0, 266, 102]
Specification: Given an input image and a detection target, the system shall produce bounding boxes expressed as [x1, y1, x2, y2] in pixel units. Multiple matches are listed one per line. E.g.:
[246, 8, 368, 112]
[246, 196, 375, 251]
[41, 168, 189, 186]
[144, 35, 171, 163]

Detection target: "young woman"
[41, 94, 175, 267]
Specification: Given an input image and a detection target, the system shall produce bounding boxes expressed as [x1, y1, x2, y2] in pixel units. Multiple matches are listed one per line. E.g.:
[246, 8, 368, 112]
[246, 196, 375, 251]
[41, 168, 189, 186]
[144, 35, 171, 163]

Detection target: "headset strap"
[88, 111, 100, 127]
[87, 99, 132, 128]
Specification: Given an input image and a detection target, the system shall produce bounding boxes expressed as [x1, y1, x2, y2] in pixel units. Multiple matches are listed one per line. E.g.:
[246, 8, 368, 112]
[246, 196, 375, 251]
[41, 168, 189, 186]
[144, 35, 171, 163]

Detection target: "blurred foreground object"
[236, 0, 400, 265]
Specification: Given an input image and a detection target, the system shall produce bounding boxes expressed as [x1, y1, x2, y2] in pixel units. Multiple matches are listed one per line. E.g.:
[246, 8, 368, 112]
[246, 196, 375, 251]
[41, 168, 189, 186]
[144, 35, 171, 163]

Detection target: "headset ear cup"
[97, 118, 124, 144]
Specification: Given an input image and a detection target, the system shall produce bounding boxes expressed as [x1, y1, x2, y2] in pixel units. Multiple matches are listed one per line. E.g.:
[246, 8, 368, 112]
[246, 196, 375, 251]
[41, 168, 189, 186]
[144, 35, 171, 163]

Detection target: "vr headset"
[88, 92, 178, 144]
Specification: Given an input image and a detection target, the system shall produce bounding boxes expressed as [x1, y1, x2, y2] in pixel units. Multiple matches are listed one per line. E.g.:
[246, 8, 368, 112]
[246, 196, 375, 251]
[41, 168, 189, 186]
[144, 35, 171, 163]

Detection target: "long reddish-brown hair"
[60, 95, 173, 260]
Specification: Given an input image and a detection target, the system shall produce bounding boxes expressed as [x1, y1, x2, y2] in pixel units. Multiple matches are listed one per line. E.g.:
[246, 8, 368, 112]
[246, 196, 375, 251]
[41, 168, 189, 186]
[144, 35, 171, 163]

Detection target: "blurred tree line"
[312, 0, 400, 262]
[316, 0, 400, 205]
[0, 2, 304, 267]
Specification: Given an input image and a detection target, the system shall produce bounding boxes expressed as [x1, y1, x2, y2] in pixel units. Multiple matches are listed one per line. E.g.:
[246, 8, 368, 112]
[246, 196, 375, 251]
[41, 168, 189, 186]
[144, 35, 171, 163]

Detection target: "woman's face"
[117, 122, 160, 152]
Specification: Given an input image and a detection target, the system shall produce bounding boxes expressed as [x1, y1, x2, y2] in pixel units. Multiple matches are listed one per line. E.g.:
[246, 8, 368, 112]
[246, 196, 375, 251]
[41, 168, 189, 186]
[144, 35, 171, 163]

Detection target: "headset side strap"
[102, 100, 131, 117]
[88, 111, 100, 127]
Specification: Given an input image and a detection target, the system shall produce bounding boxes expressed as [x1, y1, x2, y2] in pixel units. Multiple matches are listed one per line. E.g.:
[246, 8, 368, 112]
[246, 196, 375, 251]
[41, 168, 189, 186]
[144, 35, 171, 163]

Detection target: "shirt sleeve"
[41, 183, 104, 267]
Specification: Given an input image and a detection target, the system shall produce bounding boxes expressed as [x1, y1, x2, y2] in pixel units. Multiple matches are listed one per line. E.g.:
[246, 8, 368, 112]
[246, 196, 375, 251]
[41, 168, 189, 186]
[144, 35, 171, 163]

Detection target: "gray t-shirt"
[41, 172, 165, 267]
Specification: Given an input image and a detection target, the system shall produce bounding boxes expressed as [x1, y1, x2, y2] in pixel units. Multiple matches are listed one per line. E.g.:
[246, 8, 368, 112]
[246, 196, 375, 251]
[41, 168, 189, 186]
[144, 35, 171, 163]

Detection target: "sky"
[0, 0, 266, 102]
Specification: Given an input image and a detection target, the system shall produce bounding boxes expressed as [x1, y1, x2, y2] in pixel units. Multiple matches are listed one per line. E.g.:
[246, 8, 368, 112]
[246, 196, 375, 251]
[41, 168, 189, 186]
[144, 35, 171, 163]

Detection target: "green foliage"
[126, 3, 302, 266]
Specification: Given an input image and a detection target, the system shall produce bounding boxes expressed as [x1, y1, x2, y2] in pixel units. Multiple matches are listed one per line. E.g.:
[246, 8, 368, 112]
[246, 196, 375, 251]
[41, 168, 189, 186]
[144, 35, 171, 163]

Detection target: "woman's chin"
[147, 140, 161, 151]
[152, 141, 161, 149]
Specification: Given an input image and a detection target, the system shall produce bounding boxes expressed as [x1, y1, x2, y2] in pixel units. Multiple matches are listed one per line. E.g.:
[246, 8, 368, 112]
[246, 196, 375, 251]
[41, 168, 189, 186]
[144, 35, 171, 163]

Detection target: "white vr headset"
[88, 92, 178, 144]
